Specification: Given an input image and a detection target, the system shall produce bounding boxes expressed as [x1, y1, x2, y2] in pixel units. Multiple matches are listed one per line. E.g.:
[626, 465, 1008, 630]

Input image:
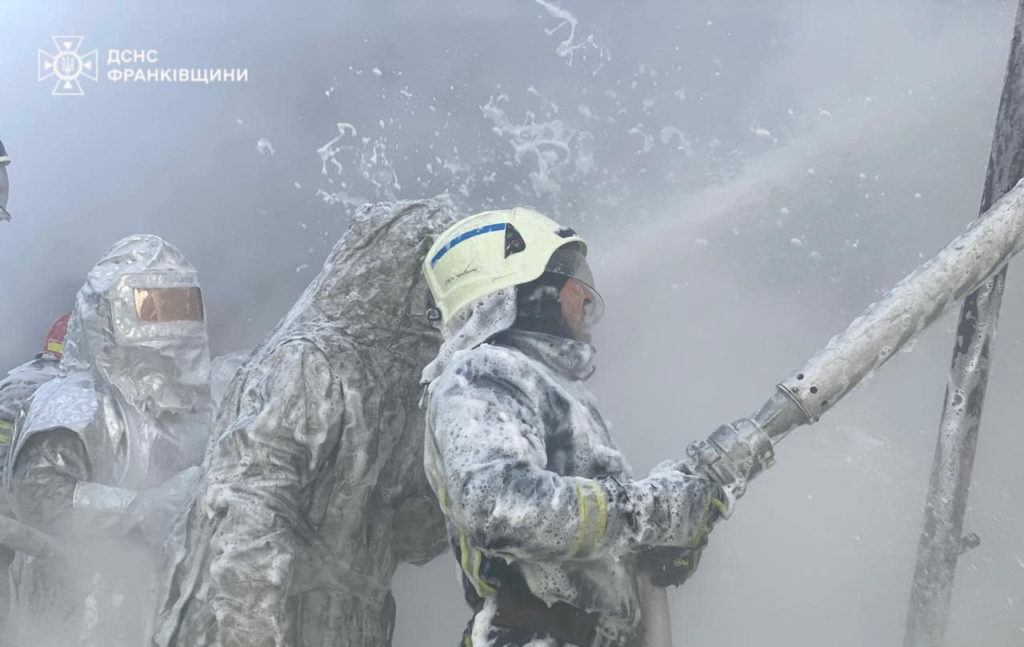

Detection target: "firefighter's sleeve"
[204, 341, 342, 647]
[428, 352, 723, 563]
[8, 429, 90, 536]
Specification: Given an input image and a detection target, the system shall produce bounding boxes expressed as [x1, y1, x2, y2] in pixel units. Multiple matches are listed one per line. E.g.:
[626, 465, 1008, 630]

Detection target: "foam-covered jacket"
[424, 329, 722, 646]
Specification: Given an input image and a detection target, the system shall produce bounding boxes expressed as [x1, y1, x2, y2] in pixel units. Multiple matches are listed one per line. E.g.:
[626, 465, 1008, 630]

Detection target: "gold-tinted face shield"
[133, 287, 204, 323]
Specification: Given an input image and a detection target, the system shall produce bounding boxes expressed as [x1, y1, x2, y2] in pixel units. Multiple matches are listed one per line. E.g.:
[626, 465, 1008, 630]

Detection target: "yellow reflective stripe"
[571, 481, 609, 558]
[46, 341, 63, 355]
[459, 532, 472, 580]
[440, 485, 494, 595]
[463, 634, 473, 647]
[686, 495, 717, 549]
[0, 419, 12, 430]
[711, 497, 728, 517]
[0, 433, 9, 445]
[571, 481, 591, 557]
[471, 547, 496, 596]
[589, 481, 608, 548]
[458, 531, 496, 597]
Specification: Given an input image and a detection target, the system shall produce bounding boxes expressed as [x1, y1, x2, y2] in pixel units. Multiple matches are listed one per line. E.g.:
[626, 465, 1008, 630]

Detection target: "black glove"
[637, 535, 708, 587]
[636, 481, 726, 587]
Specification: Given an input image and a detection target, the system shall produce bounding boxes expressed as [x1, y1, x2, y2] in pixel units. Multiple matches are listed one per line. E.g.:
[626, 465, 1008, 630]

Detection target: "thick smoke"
[1, 0, 1021, 646]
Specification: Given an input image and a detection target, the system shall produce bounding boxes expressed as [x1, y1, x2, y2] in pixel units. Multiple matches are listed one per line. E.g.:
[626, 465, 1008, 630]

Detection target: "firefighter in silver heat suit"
[5, 234, 212, 646]
[0, 313, 70, 500]
[152, 198, 457, 647]
[0, 313, 69, 637]
[421, 209, 766, 647]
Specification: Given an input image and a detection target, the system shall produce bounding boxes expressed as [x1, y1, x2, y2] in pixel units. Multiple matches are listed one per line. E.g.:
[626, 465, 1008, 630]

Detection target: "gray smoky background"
[1, 0, 1023, 645]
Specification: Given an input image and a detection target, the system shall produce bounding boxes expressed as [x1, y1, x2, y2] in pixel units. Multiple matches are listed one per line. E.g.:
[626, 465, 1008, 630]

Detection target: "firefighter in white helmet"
[420, 208, 762, 647]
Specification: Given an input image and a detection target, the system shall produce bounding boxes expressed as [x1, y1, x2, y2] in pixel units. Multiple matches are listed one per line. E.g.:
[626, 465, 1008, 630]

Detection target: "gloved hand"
[680, 417, 775, 510]
[127, 466, 203, 546]
[636, 481, 725, 587]
[637, 541, 706, 587]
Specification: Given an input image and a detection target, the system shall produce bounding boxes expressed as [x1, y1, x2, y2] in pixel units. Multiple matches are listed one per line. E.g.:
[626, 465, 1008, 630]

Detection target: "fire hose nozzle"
[685, 418, 776, 504]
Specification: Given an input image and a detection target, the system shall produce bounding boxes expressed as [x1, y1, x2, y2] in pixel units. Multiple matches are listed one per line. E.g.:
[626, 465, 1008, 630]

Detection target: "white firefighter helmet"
[423, 207, 601, 326]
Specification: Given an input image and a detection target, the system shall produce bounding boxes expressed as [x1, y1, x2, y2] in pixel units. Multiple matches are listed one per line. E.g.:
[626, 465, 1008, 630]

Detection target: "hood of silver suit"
[273, 197, 460, 356]
[60, 234, 213, 480]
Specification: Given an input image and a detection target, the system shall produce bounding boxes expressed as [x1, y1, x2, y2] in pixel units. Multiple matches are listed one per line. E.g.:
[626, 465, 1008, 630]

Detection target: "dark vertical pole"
[904, 3, 1024, 645]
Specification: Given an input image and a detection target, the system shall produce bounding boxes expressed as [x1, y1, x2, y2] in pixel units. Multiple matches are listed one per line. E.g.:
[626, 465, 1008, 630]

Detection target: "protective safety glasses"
[545, 245, 605, 328]
[559, 278, 605, 329]
[133, 287, 205, 323]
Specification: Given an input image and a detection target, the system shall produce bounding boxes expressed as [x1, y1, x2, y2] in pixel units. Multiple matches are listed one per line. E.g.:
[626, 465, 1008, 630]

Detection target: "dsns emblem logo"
[38, 36, 98, 96]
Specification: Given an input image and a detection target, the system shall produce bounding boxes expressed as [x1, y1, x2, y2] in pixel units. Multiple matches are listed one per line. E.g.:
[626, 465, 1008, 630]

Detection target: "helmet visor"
[545, 245, 604, 329]
[134, 287, 205, 323]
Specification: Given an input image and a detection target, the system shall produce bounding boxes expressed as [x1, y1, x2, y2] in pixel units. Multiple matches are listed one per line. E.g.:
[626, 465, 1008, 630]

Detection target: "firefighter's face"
[558, 277, 602, 343]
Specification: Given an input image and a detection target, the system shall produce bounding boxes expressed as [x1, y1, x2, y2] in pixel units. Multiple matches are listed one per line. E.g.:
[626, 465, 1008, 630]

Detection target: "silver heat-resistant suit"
[5, 234, 213, 646]
[152, 199, 456, 647]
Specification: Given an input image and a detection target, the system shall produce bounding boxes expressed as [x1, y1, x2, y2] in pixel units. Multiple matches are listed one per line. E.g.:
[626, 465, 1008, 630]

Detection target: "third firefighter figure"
[420, 208, 763, 647]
